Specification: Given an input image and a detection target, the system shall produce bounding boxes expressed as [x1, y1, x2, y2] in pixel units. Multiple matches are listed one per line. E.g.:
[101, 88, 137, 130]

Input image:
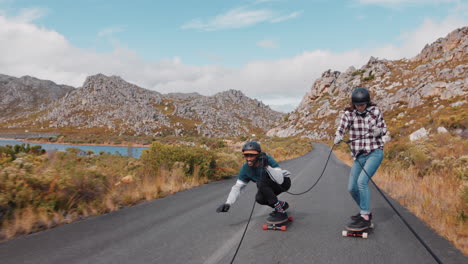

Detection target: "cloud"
[181, 7, 272, 31]
[11, 7, 48, 22]
[198, 52, 224, 63]
[181, 7, 301, 31]
[271, 11, 302, 23]
[0, 12, 466, 112]
[369, 16, 467, 59]
[254, 0, 285, 3]
[98, 26, 125, 37]
[257, 39, 278, 48]
[357, 0, 458, 6]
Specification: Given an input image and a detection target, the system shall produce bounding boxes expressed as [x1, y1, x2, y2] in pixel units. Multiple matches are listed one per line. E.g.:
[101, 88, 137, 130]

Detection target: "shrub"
[0, 144, 45, 161]
[65, 147, 81, 155]
[140, 141, 217, 179]
[351, 69, 366, 76]
[200, 138, 226, 149]
[407, 145, 430, 174]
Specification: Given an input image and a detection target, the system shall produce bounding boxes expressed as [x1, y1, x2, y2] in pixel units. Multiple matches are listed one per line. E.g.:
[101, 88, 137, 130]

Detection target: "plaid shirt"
[335, 105, 387, 158]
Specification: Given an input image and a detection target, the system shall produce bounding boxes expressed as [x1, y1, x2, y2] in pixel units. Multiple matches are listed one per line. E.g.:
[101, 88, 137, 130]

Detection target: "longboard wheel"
[362, 232, 368, 239]
[262, 224, 268, 230]
[342, 230, 348, 237]
[281, 226, 287, 231]
[288, 216, 293, 221]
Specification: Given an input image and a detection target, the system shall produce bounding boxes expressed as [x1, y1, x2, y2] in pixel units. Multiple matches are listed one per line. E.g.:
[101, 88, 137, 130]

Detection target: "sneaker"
[274, 201, 289, 211]
[280, 201, 289, 211]
[351, 212, 372, 221]
[346, 216, 372, 231]
[267, 211, 288, 223]
[269, 202, 289, 216]
[350, 213, 361, 220]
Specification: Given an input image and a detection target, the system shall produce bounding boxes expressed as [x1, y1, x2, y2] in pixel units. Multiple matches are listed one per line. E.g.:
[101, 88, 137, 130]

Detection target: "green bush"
[141, 141, 217, 179]
[0, 144, 45, 161]
[351, 69, 366, 76]
[65, 147, 81, 155]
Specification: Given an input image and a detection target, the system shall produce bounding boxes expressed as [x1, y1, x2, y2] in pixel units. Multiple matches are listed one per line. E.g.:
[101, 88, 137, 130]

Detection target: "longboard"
[342, 223, 374, 238]
[262, 216, 293, 231]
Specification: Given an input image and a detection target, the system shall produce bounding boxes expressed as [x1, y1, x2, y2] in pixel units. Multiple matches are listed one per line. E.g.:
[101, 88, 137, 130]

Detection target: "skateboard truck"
[342, 223, 374, 239]
[342, 230, 369, 238]
[262, 216, 293, 231]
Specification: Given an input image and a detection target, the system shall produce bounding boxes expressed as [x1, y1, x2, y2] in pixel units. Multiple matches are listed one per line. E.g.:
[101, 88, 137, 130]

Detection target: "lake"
[0, 139, 148, 158]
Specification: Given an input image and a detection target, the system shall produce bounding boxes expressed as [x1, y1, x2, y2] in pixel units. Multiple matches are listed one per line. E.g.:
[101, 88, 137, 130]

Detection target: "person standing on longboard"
[334, 87, 387, 231]
[216, 141, 292, 223]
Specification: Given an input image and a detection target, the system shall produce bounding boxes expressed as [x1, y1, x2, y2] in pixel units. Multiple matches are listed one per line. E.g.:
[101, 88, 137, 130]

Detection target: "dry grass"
[375, 167, 467, 254]
[333, 147, 353, 167]
[0, 163, 205, 241]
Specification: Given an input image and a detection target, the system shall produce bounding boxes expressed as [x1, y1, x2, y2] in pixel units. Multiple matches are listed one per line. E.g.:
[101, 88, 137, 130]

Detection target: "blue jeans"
[348, 149, 383, 215]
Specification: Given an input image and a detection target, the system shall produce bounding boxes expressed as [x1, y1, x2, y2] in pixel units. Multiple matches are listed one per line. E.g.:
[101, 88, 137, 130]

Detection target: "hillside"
[0, 74, 284, 138]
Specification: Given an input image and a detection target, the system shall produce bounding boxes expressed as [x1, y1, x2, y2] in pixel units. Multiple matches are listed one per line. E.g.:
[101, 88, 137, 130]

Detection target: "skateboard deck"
[342, 223, 374, 238]
[262, 216, 293, 231]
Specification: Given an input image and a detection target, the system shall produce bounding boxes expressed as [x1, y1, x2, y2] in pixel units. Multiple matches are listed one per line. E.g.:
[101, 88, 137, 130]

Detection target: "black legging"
[255, 174, 291, 207]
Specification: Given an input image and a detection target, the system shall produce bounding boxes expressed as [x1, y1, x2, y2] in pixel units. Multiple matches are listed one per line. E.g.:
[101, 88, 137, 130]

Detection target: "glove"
[372, 127, 382, 137]
[334, 135, 342, 145]
[216, 203, 230, 213]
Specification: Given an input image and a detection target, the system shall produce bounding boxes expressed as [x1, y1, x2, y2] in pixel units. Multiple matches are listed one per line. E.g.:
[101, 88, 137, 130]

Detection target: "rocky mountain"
[268, 27, 467, 140]
[169, 89, 282, 137]
[0, 74, 74, 119]
[0, 74, 284, 137]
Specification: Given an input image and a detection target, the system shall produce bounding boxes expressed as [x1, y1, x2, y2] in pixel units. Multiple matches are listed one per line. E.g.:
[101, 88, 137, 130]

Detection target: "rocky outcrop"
[268, 27, 468, 140]
[411, 27, 468, 63]
[409, 128, 429, 141]
[172, 89, 283, 137]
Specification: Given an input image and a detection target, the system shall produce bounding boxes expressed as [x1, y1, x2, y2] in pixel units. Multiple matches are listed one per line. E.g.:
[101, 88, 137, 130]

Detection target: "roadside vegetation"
[0, 136, 311, 241]
[333, 132, 467, 255]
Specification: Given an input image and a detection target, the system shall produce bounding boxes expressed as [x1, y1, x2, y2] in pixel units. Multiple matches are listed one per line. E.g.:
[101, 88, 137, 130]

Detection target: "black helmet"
[242, 141, 261, 152]
[351, 87, 370, 105]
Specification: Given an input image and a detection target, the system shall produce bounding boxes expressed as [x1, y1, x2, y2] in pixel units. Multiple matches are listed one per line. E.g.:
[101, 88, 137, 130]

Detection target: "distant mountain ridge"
[0, 74, 74, 119]
[268, 26, 467, 140]
[0, 74, 284, 137]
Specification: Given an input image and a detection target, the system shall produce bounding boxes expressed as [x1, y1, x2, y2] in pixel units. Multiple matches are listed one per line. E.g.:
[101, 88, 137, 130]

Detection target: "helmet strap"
[356, 109, 368, 117]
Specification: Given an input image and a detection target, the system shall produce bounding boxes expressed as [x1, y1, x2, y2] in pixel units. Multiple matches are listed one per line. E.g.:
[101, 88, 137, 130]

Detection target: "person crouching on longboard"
[334, 87, 387, 231]
[216, 141, 292, 223]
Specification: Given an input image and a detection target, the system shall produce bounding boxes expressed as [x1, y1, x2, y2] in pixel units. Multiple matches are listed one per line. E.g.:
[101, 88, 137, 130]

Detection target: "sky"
[0, 0, 466, 112]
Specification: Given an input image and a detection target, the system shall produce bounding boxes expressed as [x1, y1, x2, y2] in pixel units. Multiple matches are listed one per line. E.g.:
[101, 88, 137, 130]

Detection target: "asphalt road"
[0, 143, 466, 264]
